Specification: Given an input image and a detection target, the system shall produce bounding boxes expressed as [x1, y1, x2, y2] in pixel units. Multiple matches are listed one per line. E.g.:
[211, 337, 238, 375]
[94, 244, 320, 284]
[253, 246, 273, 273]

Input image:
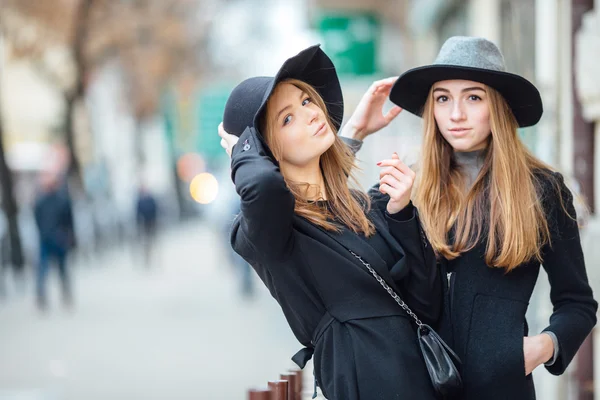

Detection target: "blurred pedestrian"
[33, 170, 74, 310]
[219, 45, 442, 399]
[136, 185, 158, 266]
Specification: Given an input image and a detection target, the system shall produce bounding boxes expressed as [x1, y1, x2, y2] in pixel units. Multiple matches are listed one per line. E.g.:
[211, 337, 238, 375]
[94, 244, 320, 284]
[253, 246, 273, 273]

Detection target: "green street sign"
[197, 85, 232, 165]
[316, 12, 380, 76]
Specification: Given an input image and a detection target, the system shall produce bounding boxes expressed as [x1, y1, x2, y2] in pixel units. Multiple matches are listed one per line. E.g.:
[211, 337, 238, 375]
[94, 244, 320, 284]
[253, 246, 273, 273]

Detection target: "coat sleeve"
[541, 172, 597, 375]
[368, 184, 442, 325]
[340, 136, 363, 154]
[229, 127, 295, 262]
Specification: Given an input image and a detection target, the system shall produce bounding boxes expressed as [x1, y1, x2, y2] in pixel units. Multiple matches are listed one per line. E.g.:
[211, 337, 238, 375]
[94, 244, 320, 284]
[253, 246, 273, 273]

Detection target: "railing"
[247, 369, 304, 400]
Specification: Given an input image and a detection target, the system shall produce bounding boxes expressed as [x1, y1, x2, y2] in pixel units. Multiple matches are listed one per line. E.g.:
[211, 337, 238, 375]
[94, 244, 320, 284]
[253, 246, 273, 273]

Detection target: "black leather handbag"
[349, 250, 462, 399]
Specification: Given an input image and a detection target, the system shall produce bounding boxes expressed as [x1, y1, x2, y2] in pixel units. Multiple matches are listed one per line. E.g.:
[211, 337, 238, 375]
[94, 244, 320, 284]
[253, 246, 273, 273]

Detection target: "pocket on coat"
[464, 293, 528, 395]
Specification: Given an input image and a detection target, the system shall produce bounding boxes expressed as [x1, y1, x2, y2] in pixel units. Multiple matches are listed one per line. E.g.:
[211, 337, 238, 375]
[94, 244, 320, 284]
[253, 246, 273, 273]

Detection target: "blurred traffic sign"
[315, 12, 380, 76]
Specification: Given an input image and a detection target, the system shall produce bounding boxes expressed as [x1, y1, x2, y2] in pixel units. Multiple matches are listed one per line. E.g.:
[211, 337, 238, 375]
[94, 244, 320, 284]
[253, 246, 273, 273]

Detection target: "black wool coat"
[229, 127, 443, 400]
[434, 171, 598, 400]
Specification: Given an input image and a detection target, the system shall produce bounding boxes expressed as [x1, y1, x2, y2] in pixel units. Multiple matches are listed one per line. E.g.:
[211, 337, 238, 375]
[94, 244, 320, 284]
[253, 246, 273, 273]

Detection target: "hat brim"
[252, 45, 344, 133]
[389, 65, 543, 128]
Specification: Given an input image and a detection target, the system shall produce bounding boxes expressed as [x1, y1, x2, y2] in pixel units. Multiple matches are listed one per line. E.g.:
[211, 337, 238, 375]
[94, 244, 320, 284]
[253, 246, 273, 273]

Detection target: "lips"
[314, 122, 327, 136]
[448, 128, 470, 137]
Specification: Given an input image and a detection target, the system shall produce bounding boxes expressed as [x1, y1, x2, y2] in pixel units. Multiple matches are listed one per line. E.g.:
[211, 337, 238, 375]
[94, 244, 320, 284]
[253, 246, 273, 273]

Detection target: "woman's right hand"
[218, 122, 239, 157]
[377, 152, 415, 214]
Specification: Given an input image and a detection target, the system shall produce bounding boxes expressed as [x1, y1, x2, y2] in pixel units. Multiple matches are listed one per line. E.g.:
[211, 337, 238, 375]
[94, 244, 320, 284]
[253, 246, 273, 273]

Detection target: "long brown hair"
[414, 84, 554, 271]
[262, 78, 375, 236]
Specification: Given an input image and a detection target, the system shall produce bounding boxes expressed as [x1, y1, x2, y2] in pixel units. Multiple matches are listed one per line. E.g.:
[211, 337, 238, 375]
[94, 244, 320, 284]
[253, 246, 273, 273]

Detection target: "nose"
[450, 101, 466, 122]
[304, 106, 319, 125]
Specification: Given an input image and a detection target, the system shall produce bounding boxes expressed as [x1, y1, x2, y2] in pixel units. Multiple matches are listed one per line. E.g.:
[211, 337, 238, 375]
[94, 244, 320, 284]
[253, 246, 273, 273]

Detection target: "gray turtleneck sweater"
[454, 149, 486, 189]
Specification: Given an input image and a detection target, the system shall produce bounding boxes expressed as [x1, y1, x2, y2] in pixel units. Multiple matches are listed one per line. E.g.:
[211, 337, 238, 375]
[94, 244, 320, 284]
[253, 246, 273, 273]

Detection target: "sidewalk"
[0, 221, 307, 400]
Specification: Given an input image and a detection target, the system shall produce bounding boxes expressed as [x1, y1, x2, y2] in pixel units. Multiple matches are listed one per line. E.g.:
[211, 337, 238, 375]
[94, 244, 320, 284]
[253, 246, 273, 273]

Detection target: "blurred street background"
[0, 0, 599, 399]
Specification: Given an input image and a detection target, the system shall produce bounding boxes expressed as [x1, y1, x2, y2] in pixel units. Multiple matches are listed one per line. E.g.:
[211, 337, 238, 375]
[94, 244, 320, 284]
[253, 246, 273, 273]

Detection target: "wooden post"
[248, 388, 272, 400]
[267, 380, 288, 400]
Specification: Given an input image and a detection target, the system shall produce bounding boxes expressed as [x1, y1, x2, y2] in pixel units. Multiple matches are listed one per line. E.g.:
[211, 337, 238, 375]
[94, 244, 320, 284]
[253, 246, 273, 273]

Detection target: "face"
[432, 79, 491, 152]
[266, 83, 335, 167]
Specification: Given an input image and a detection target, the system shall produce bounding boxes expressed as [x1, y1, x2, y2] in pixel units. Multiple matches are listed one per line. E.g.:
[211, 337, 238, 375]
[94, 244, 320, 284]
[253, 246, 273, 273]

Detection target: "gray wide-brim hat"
[223, 44, 344, 137]
[389, 36, 543, 127]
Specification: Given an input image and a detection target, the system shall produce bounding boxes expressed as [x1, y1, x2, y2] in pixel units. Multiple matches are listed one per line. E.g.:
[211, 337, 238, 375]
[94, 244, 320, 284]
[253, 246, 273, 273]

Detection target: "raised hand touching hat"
[340, 77, 403, 142]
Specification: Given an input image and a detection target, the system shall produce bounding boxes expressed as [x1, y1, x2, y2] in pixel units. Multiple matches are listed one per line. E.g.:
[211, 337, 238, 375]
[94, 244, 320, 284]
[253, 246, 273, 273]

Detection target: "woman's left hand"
[377, 153, 415, 214]
[523, 334, 554, 375]
[340, 77, 402, 141]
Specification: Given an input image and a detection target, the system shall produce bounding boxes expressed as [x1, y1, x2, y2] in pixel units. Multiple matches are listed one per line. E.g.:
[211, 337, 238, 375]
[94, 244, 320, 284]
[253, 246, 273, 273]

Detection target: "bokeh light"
[189, 172, 219, 204]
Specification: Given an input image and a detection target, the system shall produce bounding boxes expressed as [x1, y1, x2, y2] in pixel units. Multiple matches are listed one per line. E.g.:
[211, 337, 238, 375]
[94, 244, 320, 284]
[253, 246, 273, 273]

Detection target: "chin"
[451, 144, 473, 152]
[448, 140, 479, 152]
[311, 137, 334, 160]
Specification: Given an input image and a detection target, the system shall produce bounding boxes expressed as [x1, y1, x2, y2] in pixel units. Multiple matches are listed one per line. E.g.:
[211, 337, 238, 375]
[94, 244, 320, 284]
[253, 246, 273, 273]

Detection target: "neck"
[281, 158, 327, 200]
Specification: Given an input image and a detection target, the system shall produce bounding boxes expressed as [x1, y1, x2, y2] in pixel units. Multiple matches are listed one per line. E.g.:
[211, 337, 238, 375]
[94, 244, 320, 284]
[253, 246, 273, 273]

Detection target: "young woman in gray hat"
[218, 45, 442, 399]
[350, 36, 597, 400]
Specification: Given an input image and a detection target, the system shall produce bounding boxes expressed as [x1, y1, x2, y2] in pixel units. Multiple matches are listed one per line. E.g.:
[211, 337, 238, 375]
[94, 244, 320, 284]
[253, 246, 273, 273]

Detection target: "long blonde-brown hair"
[414, 84, 554, 271]
[262, 78, 375, 236]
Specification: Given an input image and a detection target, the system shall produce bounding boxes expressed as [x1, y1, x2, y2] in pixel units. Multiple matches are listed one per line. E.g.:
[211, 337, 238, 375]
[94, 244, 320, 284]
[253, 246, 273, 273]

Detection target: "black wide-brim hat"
[389, 36, 543, 128]
[223, 44, 343, 137]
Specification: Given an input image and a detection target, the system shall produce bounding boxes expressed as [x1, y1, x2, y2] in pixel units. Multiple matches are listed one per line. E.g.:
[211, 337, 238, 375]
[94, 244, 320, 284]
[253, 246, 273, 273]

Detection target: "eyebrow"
[276, 90, 307, 120]
[433, 87, 486, 94]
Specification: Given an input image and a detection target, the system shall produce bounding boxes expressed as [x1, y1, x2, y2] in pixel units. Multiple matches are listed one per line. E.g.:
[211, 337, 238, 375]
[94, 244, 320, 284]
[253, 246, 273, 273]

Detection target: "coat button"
[242, 139, 250, 151]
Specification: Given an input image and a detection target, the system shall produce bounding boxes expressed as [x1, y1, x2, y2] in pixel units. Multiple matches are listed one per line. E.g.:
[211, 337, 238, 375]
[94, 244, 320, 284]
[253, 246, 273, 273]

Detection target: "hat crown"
[433, 36, 506, 72]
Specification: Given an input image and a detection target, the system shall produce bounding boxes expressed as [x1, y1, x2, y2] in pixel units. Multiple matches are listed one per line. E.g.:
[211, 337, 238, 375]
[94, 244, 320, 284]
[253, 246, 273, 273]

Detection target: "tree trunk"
[0, 102, 24, 271]
[64, 92, 81, 180]
[0, 32, 24, 271]
[64, 0, 93, 183]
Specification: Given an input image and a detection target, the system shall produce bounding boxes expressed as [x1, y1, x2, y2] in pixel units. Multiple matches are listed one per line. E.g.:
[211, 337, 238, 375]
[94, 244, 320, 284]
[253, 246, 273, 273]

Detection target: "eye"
[283, 114, 292, 126]
[468, 95, 482, 101]
[436, 95, 448, 103]
[302, 97, 311, 106]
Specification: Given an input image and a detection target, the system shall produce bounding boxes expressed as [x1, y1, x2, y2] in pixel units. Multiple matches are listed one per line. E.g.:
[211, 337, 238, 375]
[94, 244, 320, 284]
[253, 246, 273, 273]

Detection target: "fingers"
[378, 166, 411, 185]
[218, 121, 238, 157]
[369, 76, 399, 95]
[379, 182, 400, 199]
[220, 138, 232, 156]
[218, 122, 228, 140]
[377, 156, 415, 179]
[380, 173, 411, 194]
[384, 106, 403, 124]
[373, 76, 399, 88]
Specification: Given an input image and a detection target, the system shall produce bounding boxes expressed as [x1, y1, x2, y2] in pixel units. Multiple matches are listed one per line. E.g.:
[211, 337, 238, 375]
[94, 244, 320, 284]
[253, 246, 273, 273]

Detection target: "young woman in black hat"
[218, 45, 442, 399]
[351, 36, 597, 400]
